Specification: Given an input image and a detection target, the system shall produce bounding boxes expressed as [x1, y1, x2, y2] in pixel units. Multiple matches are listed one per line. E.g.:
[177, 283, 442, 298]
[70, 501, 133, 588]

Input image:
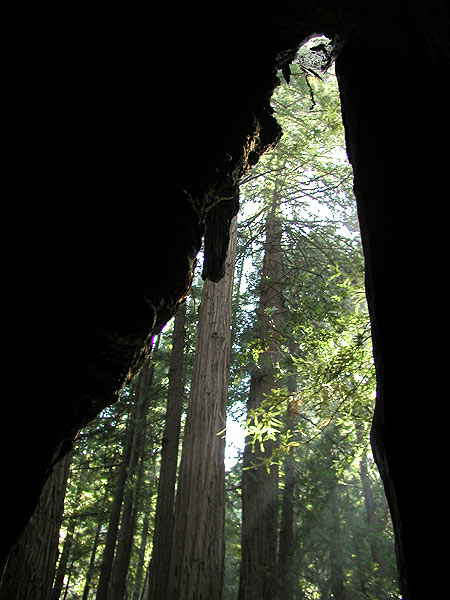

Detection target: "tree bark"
[239, 196, 283, 600]
[95, 396, 141, 600]
[81, 522, 101, 600]
[132, 514, 149, 600]
[147, 302, 187, 599]
[109, 359, 155, 600]
[166, 215, 237, 600]
[277, 368, 297, 600]
[50, 518, 75, 600]
[0, 450, 72, 600]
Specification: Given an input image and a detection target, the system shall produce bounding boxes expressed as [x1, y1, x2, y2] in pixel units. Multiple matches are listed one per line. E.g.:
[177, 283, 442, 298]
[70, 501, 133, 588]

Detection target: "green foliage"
[224, 51, 400, 599]
[53, 44, 399, 600]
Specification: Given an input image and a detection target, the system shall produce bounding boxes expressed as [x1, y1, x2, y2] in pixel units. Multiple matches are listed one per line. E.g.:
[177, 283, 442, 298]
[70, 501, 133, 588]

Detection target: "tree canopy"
[1, 42, 401, 600]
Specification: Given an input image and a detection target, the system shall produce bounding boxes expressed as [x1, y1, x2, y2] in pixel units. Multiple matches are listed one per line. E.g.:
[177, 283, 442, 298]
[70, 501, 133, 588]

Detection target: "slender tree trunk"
[0, 450, 72, 600]
[239, 196, 283, 600]
[109, 359, 155, 600]
[81, 522, 102, 600]
[50, 518, 76, 600]
[132, 514, 149, 600]
[62, 556, 76, 600]
[147, 302, 187, 599]
[109, 464, 140, 600]
[95, 397, 141, 600]
[166, 215, 238, 600]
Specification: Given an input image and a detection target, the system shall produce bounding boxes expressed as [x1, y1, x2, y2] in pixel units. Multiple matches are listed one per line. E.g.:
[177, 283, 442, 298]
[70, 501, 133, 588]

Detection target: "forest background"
[1, 39, 402, 600]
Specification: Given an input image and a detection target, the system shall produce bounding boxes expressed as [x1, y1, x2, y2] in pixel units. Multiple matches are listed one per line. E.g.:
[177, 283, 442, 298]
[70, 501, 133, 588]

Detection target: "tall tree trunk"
[109, 462, 141, 600]
[147, 302, 187, 599]
[81, 522, 101, 600]
[166, 215, 238, 600]
[50, 518, 76, 600]
[109, 358, 155, 600]
[95, 390, 142, 599]
[132, 514, 149, 600]
[277, 368, 297, 600]
[238, 195, 283, 600]
[0, 450, 72, 600]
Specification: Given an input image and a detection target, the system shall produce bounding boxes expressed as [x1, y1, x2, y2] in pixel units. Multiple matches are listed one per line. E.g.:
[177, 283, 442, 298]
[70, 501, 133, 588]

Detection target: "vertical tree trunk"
[50, 518, 76, 600]
[81, 522, 101, 600]
[239, 195, 283, 600]
[95, 398, 140, 600]
[0, 450, 72, 600]
[277, 373, 297, 600]
[166, 215, 238, 600]
[109, 464, 141, 600]
[109, 359, 155, 600]
[147, 302, 187, 599]
[132, 514, 149, 600]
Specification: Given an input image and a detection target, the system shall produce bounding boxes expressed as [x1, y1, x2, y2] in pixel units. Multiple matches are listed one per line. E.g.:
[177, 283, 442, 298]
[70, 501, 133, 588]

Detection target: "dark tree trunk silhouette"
[81, 522, 101, 600]
[0, 450, 72, 600]
[166, 215, 237, 599]
[132, 514, 149, 600]
[95, 405, 136, 600]
[50, 517, 76, 600]
[109, 358, 155, 600]
[147, 302, 187, 599]
[95, 353, 155, 600]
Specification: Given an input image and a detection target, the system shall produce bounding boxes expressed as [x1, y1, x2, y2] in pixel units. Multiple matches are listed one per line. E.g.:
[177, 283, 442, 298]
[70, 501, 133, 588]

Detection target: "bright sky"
[225, 411, 246, 470]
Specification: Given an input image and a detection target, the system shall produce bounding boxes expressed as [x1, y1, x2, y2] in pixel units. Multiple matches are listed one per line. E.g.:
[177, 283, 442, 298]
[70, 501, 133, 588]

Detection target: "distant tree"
[96, 352, 156, 600]
[109, 356, 156, 600]
[238, 196, 283, 600]
[277, 353, 298, 600]
[146, 301, 187, 600]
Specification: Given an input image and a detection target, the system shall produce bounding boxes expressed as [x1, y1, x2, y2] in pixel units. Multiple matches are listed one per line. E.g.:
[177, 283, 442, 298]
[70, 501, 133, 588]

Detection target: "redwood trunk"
[239, 197, 283, 600]
[166, 215, 237, 600]
[95, 393, 141, 600]
[147, 302, 187, 599]
[0, 451, 72, 600]
[110, 359, 155, 600]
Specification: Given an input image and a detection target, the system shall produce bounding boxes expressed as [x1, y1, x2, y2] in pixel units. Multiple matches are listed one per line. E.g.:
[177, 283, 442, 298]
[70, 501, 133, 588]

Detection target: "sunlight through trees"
[1, 50, 401, 600]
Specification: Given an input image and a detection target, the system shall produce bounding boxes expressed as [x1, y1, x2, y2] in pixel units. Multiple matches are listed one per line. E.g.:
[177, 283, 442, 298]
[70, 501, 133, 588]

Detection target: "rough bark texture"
[5, 4, 450, 599]
[277, 367, 298, 600]
[166, 217, 237, 600]
[0, 451, 71, 600]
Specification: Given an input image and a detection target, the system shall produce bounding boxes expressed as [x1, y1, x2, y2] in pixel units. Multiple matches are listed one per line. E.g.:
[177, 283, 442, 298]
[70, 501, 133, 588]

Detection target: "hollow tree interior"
[3, 3, 449, 599]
